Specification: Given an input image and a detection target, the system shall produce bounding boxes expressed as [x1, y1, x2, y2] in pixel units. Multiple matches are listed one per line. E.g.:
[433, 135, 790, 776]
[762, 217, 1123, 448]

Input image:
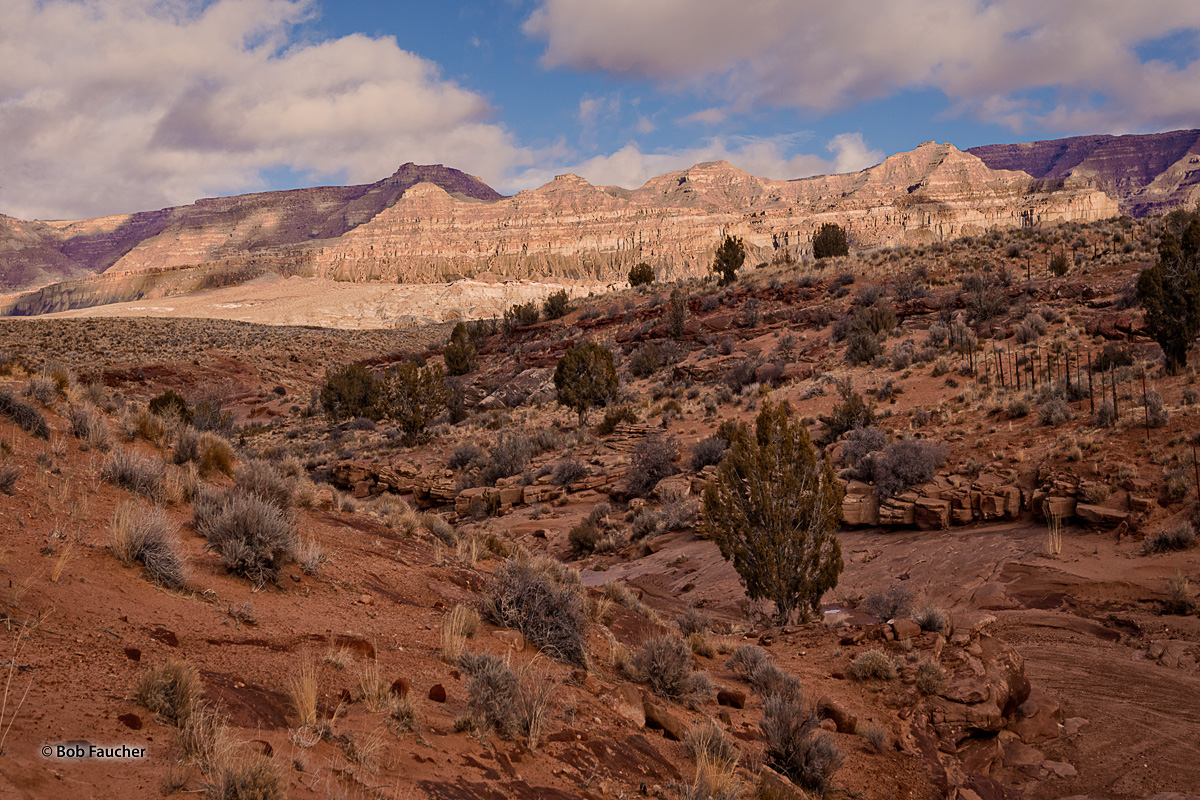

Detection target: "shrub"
[236, 459, 293, 511]
[378, 362, 449, 443]
[109, 502, 189, 589]
[482, 557, 588, 666]
[554, 341, 618, 424]
[596, 405, 637, 435]
[320, 363, 380, 422]
[448, 442, 482, 470]
[135, 660, 202, 725]
[0, 465, 20, 495]
[202, 490, 297, 586]
[148, 389, 191, 424]
[459, 652, 518, 735]
[69, 402, 111, 450]
[1094, 342, 1134, 372]
[1094, 399, 1117, 427]
[629, 343, 664, 378]
[812, 223, 849, 259]
[912, 604, 949, 635]
[712, 235, 746, 285]
[863, 585, 912, 619]
[851, 649, 899, 680]
[1039, 397, 1072, 427]
[552, 455, 589, 486]
[844, 330, 883, 366]
[631, 635, 711, 701]
[841, 426, 886, 468]
[443, 323, 478, 376]
[503, 301, 540, 334]
[689, 436, 728, 472]
[761, 692, 843, 794]
[702, 400, 843, 623]
[626, 434, 678, 498]
[856, 439, 946, 500]
[102, 449, 165, 501]
[25, 377, 57, 407]
[203, 757, 285, 800]
[726, 645, 770, 680]
[1146, 390, 1168, 427]
[820, 381, 875, 444]
[191, 391, 234, 435]
[0, 390, 50, 439]
[568, 521, 602, 556]
[479, 432, 532, 486]
[543, 289, 571, 320]
[629, 262, 655, 286]
[1163, 571, 1196, 615]
[916, 661, 946, 695]
[667, 288, 689, 337]
[1143, 524, 1197, 554]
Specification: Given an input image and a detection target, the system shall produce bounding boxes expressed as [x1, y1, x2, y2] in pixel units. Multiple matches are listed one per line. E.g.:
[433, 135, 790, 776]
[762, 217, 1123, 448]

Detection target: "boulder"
[1009, 686, 1063, 744]
[643, 701, 686, 741]
[817, 697, 857, 734]
[892, 619, 921, 641]
[717, 689, 747, 709]
[601, 684, 645, 727]
[915, 497, 951, 530]
[1075, 503, 1129, 527]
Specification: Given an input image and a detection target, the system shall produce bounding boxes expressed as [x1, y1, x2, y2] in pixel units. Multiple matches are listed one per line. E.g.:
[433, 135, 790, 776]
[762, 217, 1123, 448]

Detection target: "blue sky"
[3, 0, 1200, 219]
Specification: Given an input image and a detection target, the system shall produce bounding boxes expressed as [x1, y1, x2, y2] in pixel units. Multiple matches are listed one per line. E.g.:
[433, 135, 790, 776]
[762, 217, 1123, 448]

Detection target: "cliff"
[968, 129, 1200, 217]
[0, 142, 1120, 314]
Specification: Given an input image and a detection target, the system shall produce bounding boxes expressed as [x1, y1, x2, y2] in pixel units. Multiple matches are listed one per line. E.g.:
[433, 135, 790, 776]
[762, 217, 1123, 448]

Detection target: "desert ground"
[0, 215, 1197, 800]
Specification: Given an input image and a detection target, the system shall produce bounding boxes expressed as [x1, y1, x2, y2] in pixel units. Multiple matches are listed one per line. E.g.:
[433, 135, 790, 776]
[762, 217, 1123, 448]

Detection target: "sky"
[3, 0, 1200, 220]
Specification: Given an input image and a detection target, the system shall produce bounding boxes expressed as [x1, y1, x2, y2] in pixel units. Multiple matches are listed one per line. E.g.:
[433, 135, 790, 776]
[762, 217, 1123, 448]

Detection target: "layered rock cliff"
[968, 129, 1200, 217]
[0, 141, 1120, 314]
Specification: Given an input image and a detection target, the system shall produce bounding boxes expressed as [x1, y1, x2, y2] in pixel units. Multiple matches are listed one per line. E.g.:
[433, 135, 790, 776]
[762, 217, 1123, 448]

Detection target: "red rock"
[892, 619, 921, 640]
[717, 689, 746, 709]
[643, 701, 686, 741]
[817, 697, 857, 734]
[123, 647, 141, 661]
[428, 683, 447, 703]
[117, 713, 142, 730]
[390, 677, 410, 697]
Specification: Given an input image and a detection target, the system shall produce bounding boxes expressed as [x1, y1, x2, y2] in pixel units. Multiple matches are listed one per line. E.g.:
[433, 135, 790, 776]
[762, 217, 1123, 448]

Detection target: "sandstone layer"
[0, 140, 1121, 317]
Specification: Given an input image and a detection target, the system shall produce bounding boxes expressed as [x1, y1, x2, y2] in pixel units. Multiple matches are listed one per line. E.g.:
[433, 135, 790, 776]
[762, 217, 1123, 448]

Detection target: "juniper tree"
[553, 341, 617, 424]
[701, 399, 844, 623]
[1137, 210, 1200, 373]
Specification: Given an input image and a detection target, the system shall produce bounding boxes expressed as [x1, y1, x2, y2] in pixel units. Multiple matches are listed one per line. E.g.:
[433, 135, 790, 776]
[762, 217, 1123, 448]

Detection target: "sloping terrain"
[0, 213, 1198, 799]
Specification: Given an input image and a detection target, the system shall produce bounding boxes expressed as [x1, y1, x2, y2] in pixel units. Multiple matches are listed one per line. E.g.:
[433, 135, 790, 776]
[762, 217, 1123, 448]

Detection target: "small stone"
[717, 689, 747, 709]
[429, 683, 447, 703]
[390, 678, 410, 697]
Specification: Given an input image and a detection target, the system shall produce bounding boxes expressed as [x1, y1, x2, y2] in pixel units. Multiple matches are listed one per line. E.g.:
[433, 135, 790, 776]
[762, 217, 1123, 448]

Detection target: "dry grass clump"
[197, 489, 297, 585]
[685, 717, 739, 772]
[286, 659, 319, 728]
[102, 448, 166, 501]
[630, 635, 712, 703]
[851, 649, 899, 681]
[68, 402, 111, 451]
[861, 584, 912, 620]
[201, 755, 285, 800]
[109, 501, 189, 589]
[1143, 523, 1197, 554]
[0, 465, 21, 495]
[912, 604, 949, 635]
[457, 652, 555, 749]
[296, 537, 327, 576]
[916, 661, 946, 695]
[356, 660, 393, 714]
[761, 690, 843, 796]
[134, 660, 203, 725]
[177, 704, 233, 772]
[440, 603, 480, 663]
[235, 459, 294, 511]
[173, 428, 236, 477]
[482, 556, 588, 667]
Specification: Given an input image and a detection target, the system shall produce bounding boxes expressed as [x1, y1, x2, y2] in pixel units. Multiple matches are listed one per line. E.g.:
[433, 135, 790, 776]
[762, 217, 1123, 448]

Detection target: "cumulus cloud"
[525, 0, 1200, 133]
[0, 0, 533, 219]
[507, 132, 882, 192]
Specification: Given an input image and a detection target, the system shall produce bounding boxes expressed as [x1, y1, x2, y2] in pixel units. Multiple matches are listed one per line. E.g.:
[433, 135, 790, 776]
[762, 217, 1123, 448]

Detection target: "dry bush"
[236, 459, 294, 511]
[851, 649, 899, 681]
[109, 502, 189, 589]
[514, 663, 555, 751]
[682, 753, 742, 800]
[102, 448, 166, 501]
[458, 651, 518, 735]
[177, 703, 232, 773]
[68, 402, 111, 451]
[725, 646, 770, 681]
[677, 606, 711, 636]
[0, 390, 50, 439]
[135, 660, 202, 725]
[296, 537, 327, 576]
[862, 584, 912, 619]
[1143, 524, 1197, 554]
[685, 717, 739, 771]
[200, 490, 297, 585]
[1163, 571, 1196, 615]
[912, 605, 949, 635]
[286, 659, 319, 728]
[0, 465, 20, 495]
[483, 557, 588, 667]
[568, 521, 601, 556]
[626, 434, 678, 498]
[441, 603, 480, 663]
[202, 755, 285, 800]
[135, 409, 173, 448]
[761, 692, 843, 795]
[916, 661, 946, 695]
[631, 635, 712, 702]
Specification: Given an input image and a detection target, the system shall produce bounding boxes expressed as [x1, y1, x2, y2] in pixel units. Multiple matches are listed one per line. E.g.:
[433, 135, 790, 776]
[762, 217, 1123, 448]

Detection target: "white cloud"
[525, 0, 1200, 133]
[507, 133, 882, 192]
[0, 0, 534, 219]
